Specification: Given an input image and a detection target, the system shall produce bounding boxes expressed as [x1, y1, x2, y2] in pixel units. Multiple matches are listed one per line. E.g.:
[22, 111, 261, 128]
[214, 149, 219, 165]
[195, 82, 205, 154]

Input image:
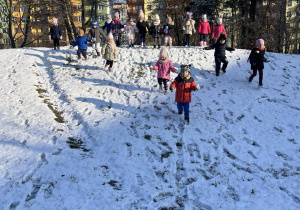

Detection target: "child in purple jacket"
[150, 46, 177, 94]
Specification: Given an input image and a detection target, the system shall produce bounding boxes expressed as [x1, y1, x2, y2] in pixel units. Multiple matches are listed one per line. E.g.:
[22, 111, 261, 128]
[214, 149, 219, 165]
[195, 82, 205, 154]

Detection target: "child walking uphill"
[88, 20, 106, 56]
[203, 34, 235, 76]
[102, 33, 118, 72]
[49, 17, 62, 50]
[247, 39, 269, 86]
[70, 28, 92, 61]
[150, 47, 176, 94]
[170, 65, 200, 124]
[197, 14, 211, 47]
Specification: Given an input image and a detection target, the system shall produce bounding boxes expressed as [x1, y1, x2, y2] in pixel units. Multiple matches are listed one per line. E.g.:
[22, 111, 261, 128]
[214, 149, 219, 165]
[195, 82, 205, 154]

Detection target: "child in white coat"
[125, 18, 138, 48]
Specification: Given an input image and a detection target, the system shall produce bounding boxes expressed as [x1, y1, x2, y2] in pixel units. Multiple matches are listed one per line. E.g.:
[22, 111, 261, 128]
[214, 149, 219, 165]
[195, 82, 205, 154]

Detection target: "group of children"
[49, 12, 269, 124]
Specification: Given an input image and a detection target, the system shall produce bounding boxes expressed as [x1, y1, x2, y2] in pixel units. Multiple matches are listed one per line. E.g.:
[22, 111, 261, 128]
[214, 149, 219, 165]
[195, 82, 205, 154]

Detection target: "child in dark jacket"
[49, 17, 62, 50]
[149, 14, 163, 49]
[203, 34, 235, 76]
[247, 39, 269, 86]
[70, 28, 92, 61]
[170, 65, 200, 124]
[136, 10, 150, 48]
[102, 14, 112, 36]
[88, 20, 106, 56]
[150, 47, 176, 94]
[111, 12, 124, 47]
[163, 17, 174, 49]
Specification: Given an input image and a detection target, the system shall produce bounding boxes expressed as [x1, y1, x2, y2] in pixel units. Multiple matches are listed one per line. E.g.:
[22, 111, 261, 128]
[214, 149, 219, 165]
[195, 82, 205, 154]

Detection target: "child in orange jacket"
[170, 65, 200, 124]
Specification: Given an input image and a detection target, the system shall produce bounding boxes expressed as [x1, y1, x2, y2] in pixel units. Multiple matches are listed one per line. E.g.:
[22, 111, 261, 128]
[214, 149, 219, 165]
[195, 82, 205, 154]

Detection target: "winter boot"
[143, 42, 146, 48]
[54, 46, 57, 50]
[97, 52, 101, 56]
[184, 116, 189, 124]
[222, 68, 227, 73]
[84, 57, 88, 61]
[203, 41, 207, 47]
[154, 45, 156, 49]
[249, 76, 253, 83]
[108, 67, 113, 72]
[57, 46, 60, 50]
[158, 45, 161, 49]
[178, 110, 183, 115]
[259, 82, 263, 86]
[164, 89, 168, 94]
[105, 64, 109, 69]
[200, 41, 203, 47]
[169, 42, 172, 49]
[159, 84, 163, 91]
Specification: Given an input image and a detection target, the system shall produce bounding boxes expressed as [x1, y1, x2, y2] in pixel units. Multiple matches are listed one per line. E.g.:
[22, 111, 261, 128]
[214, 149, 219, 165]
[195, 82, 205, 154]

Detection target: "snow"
[0, 46, 299, 209]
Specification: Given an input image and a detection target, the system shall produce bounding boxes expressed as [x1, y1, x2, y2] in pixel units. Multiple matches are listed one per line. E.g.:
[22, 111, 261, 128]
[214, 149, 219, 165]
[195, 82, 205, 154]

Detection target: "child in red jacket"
[150, 47, 177, 94]
[212, 18, 227, 43]
[197, 14, 211, 47]
[170, 65, 200, 124]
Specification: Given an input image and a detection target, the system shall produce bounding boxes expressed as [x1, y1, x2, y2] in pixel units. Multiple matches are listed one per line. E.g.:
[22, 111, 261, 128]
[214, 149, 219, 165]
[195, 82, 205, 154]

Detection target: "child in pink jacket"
[197, 14, 211, 46]
[150, 46, 177, 94]
[212, 18, 227, 43]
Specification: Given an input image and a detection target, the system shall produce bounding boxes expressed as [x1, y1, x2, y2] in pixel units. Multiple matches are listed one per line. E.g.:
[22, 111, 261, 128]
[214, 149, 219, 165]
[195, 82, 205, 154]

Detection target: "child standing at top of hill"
[49, 17, 62, 50]
[125, 18, 139, 48]
[212, 18, 227, 43]
[170, 65, 200, 124]
[203, 34, 235, 76]
[163, 17, 174, 49]
[102, 33, 118, 72]
[150, 47, 177, 94]
[247, 39, 269, 86]
[88, 20, 107, 56]
[197, 14, 211, 47]
[70, 28, 92, 61]
[111, 12, 124, 47]
[182, 12, 196, 47]
[149, 14, 163, 49]
[102, 14, 112, 36]
[136, 10, 150, 48]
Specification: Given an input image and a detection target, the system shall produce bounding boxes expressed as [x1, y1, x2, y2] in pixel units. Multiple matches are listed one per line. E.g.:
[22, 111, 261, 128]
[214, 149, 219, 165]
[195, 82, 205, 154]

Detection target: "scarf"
[158, 57, 168, 64]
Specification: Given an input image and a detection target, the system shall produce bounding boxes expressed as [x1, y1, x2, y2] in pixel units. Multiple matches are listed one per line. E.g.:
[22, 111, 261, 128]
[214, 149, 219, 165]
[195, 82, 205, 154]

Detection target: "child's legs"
[108, 60, 114, 68]
[154, 37, 158, 46]
[177, 102, 183, 112]
[183, 103, 190, 117]
[162, 79, 169, 90]
[95, 43, 100, 53]
[140, 34, 146, 44]
[221, 57, 229, 71]
[77, 49, 82, 58]
[250, 68, 258, 79]
[157, 78, 163, 86]
[165, 36, 172, 44]
[215, 57, 221, 75]
[53, 38, 59, 47]
[258, 69, 263, 83]
[82, 49, 87, 58]
[187, 34, 191, 45]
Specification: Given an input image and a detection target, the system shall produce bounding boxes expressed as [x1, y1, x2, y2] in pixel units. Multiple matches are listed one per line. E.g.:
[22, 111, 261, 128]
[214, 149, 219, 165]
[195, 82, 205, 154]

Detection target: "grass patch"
[66, 137, 90, 152]
[144, 134, 152, 140]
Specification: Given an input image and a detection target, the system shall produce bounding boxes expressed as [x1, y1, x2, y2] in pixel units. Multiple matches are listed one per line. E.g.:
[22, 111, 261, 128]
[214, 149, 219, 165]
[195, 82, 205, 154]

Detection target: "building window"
[129, 6, 133, 12]
[11, 7, 15, 11]
[21, 6, 28, 12]
[14, 28, 18, 34]
[288, 1, 292, 6]
[98, 16, 104, 22]
[147, 5, 151, 10]
[98, 5, 104, 10]
[22, 17, 28, 22]
[77, 5, 82, 10]
[148, 16, 151, 21]
[78, 16, 82, 22]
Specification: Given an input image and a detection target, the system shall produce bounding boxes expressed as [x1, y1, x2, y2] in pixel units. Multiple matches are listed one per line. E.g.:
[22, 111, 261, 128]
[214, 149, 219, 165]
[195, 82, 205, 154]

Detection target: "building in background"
[127, 0, 143, 21]
[0, 2, 10, 49]
[144, 0, 166, 22]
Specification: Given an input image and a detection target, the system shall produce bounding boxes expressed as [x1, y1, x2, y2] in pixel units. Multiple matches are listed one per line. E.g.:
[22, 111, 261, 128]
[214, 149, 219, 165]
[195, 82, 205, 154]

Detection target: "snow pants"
[215, 56, 229, 76]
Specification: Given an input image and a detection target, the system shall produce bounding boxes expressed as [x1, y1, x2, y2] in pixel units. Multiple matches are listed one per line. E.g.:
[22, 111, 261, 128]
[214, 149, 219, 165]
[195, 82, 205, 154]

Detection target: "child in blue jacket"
[70, 28, 92, 61]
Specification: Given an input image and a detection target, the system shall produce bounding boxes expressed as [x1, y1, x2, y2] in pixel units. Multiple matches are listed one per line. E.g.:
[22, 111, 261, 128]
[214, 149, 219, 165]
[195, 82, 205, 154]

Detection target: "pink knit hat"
[52, 17, 58, 25]
[256, 39, 264, 46]
[159, 46, 168, 59]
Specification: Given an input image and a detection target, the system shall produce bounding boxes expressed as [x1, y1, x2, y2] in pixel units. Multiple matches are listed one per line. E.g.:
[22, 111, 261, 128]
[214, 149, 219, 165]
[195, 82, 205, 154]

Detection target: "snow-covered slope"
[0, 46, 299, 209]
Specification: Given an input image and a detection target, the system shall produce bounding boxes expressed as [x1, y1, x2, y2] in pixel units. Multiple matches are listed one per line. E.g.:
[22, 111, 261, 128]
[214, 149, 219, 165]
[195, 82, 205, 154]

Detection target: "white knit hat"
[166, 17, 172, 22]
[217, 18, 222, 24]
[154, 14, 160, 20]
[139, 9, 144, 18]
[159, 46, 168, 59]
[108, 33, 114, 39]
[114, 12, 119, 19]
[202, 14, 207, 19]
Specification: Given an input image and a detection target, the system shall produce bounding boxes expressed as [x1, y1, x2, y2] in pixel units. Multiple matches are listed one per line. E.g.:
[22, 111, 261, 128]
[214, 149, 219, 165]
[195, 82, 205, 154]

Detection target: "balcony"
[127, 0, 144, 4]
[128, 10, 139, 15]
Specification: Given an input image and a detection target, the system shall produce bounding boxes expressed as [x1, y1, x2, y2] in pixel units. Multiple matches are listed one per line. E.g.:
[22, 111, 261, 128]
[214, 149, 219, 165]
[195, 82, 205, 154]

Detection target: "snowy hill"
[0, 46, 299, 209]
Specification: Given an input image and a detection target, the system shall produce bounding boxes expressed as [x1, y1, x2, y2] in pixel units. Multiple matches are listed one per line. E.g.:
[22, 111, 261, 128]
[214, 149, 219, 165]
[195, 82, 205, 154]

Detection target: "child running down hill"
[70, 28, 92, 61]
[170, 65, 200, 124]
[150, 47, 177, 94]
[102, 33, 118, 72]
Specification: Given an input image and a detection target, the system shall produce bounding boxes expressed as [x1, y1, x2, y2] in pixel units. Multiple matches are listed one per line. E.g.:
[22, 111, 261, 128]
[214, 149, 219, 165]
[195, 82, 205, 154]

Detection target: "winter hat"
[128, 17, 133, 22]
[256, 39, 264, 46]
[92, 20, 98, 27]
[217, 18, 222, 24]
[139, 9, 145, 18]
[154, 14, 160, 20]
[180, 64, 191, 75]
[108, 33, 114, 40]
[114, 12, 119, 19]
[159, 46, 168, 59]
[107, 14, 112, 20]
[219, 33, 226, 41]
[202, 14, 207, 19]
[52, 17, 58, 25]
[187, 12, 192, 19]
[79, 28, 85, 37]
[166, 17, 172, 22]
